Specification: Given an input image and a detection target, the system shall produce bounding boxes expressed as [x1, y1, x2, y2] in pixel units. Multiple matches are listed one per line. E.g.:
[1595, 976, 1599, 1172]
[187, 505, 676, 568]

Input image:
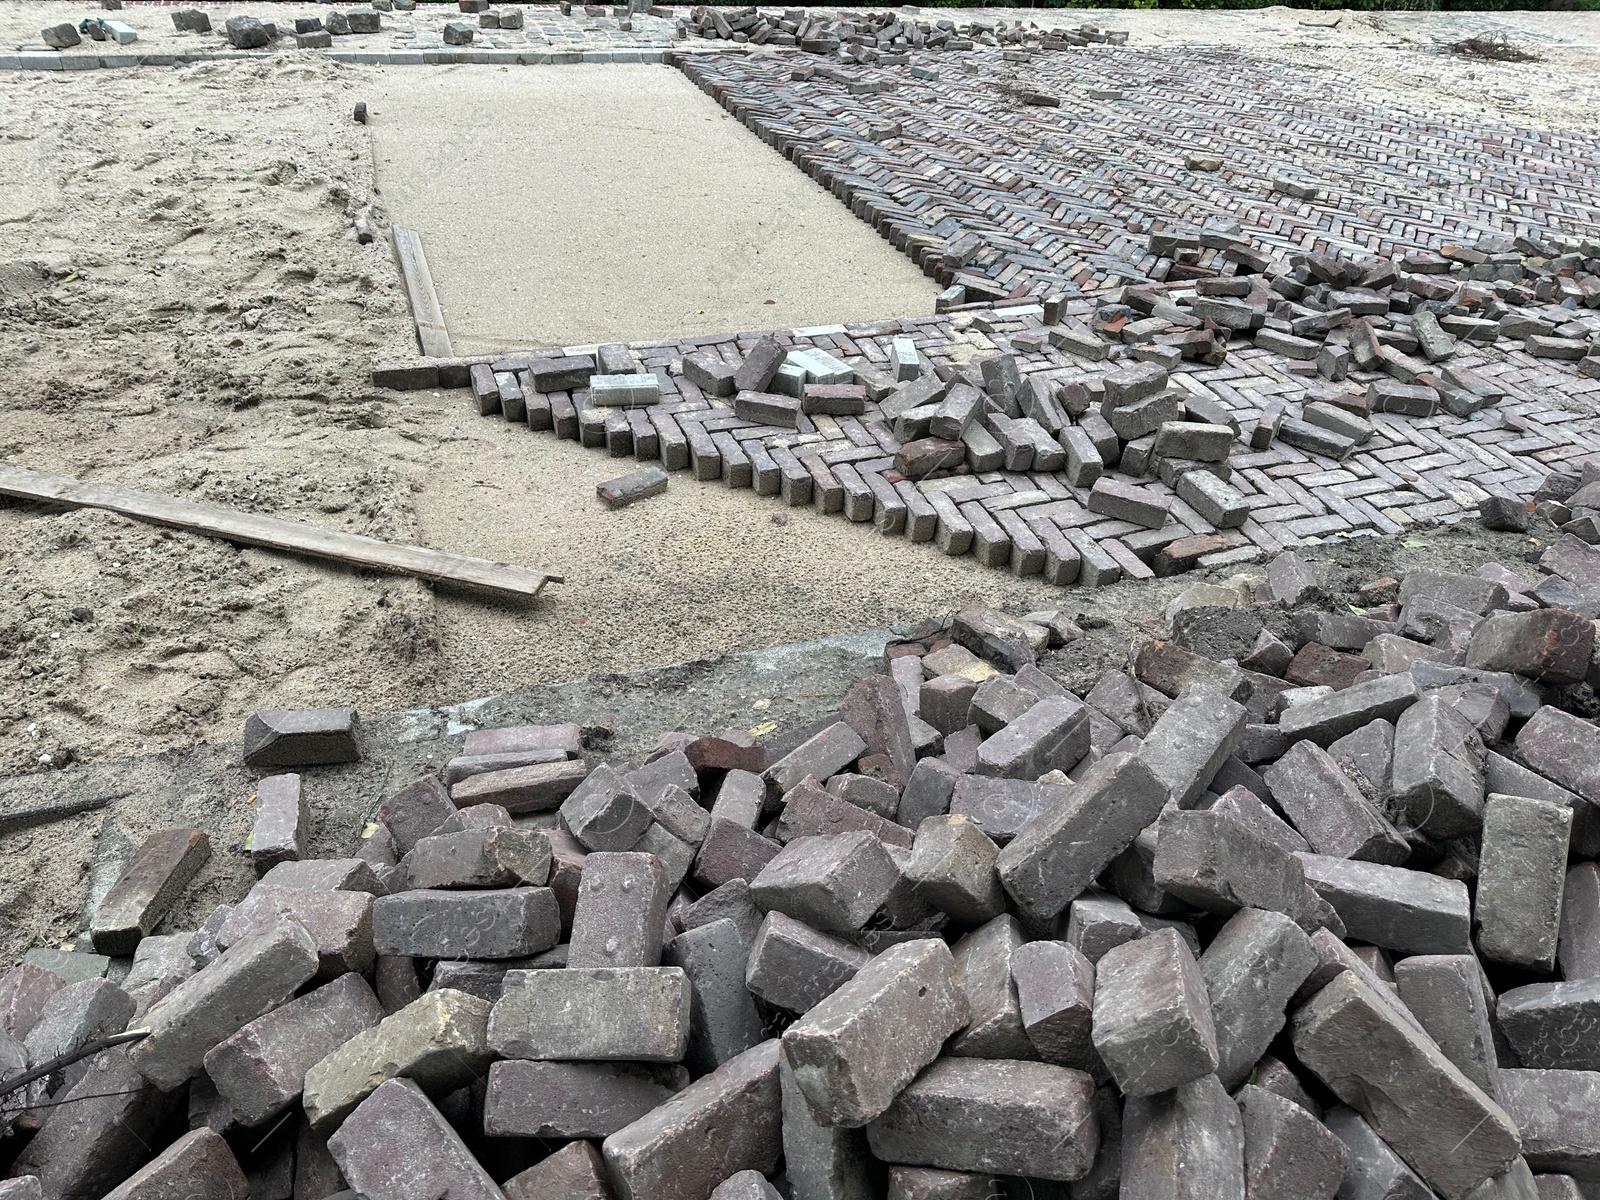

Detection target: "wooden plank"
[391, 225, 454, 359]
[0, 465, 561, 601]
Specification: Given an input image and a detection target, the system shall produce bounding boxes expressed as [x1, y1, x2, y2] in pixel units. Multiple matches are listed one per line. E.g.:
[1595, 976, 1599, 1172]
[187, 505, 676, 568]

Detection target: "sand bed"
[367, 66, 936, 351]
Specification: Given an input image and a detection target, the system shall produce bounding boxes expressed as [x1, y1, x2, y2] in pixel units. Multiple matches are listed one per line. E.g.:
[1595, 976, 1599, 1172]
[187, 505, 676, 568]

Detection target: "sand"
[367, 66, 936, 352]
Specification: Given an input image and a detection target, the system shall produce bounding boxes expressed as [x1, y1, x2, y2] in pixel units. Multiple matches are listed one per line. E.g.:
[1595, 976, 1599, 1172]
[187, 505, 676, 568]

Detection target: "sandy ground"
[367, 66, 935, 351]
[2, 6, 1600, 789]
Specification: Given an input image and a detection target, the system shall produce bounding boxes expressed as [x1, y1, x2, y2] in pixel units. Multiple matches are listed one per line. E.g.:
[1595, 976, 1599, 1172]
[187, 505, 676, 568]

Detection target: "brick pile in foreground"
[9, 545, 1600, 1196]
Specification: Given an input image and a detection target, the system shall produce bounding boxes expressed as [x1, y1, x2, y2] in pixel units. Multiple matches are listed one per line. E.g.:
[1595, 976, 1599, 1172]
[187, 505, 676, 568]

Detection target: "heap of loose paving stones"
[678, 7, 1125, 58]
[10, 547, 1600, 1196]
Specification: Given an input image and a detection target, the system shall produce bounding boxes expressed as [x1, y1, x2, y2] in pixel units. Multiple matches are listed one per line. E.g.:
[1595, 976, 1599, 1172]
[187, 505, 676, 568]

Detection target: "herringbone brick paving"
[472, 295, 1600, 586]
[680, 48, 1600, 302]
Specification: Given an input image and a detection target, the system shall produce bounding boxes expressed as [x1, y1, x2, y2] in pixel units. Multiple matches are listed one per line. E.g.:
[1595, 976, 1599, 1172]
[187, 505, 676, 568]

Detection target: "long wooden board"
[391, 225, 454, 359]
[0, 465, 561, 601]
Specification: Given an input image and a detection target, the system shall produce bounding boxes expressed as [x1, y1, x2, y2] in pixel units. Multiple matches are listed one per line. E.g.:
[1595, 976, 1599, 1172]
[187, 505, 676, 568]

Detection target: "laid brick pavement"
[679, 47, 1600, 302]
[407, 290, 1600, 587]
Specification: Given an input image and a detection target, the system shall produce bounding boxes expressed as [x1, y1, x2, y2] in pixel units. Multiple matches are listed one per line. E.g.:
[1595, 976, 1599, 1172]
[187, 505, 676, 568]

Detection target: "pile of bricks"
[8, 548, 1600, 1196]
[1141, 226, 1600, 394]
[169, 6, 401, 52]
[679, 7, 1125, 59]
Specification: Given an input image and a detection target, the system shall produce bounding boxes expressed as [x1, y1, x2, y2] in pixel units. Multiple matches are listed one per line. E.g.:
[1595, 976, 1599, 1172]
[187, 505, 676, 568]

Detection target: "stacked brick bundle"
[8, 545, 1600, 1196]
[1139, 229, 1600, 404]
[680, 6, 1125, 59]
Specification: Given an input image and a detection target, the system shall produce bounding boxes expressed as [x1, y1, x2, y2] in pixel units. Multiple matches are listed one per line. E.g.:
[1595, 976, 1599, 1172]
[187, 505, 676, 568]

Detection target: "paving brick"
[1064, 889, 1146, 964]
[377, 775, 456, 853]
[1292, 969, 1521, 1198]
[1092, 927, 1219, 1097]
[751, 831, 900, 933]
[302, 988, 492, 1131]
[866, 1057, 1097, 1182]
[122, 934, 194, 1018]
[996, 750, 1168, 924]
[1515, 705, 1600, 810]
[489, 966, 690, 1062]
[1199, 908, 1317, 1090]
[778, 1048, 875, 1200]
[1262, 739, 1408, 863]
[765, 722, 869, 804]
[1392, 954, 1501, 1100]
[940, 914, 1032, 1060]
[218, 884, 374, 977]
[1465, 610, 1596, 684]
[603, 1039, 782, 1200]
[1205, 782, 1307, 854]
[1497, 979, 1600, 1070]
[1297, 853, 1470, 954]
[249, 773, 307, 868]
[841, 674, 918, 788]
[1011, 938, 1095, 1070]
[1135, 686, 1248, 808]
[1177, 469, 1251, 528]
[1279, 671, 1420, 747]
[328, 1078, 502, 1200]
[131, 918, 319, 1092]
[1153, 810, 1339, 935]
[202, 972, 383, 1127]
[975, 694, 1090, 779]
[696, 818, 784, 889]
[711, 1170, 783, 1199]
[1390, 694, 1487, 838]
[261, 856, 382, 894]
[0, 963, 64, 1042]
[484, 1059, 687, 1138]
[1476, 792, 1573, 971]
[746, 909, 870, 1014]
[502, 1139, 613, 1200]
[952, 607, 1038, 673]
[951, 773, 1069, 844]
[561, 762, 655, 851]
[371, 887, 561, 960]
[775, 779, 913, 849]
[242, 707, 360, 768]
[569, 850, 671, 968]
[600, 465, 671, 508]
[99, 1127, 248, 1200]
[9, 1046, 182, 1199]
[1498, 1068, 1600, 1181]
[710, 770, 767, 830]
[401, 825, 552, 889]
[904, 813, 1005, 927]
[21, 978, 134, 1103]
[1088, 476, 1172, 529]
[1121, 1074, 1246, 1200]
[664, 918, 766, 1074]
[782, 938, 968, 1128]
[89, 827, 210, 956]
[1322, 1106, 1436, 1200]
[681, 877, 764, 947]
[1238, 1084, 1347, 1200]
[1559, 861, 1600, 981]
